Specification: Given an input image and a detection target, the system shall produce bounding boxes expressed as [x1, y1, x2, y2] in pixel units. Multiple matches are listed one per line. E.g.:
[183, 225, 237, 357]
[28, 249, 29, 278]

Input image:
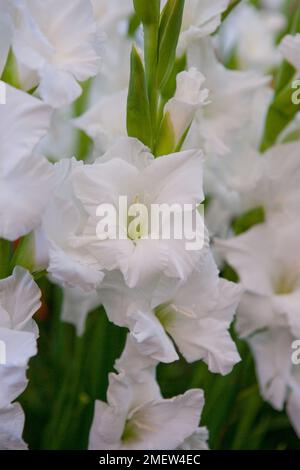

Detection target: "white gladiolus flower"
[101, 250, 242, 372]
[216, 221, 300, 340]
[152, 252, 242, 372]
[0, 81, 52, 169]
[247, 328, 300, 435]
[218, 4, 284, 72]
[1, 155, 55, 241]
[74, 0, 131, 155]
[0, 82, 54, 241]
[185, 38, 269, 157]
[0, 327, 37, 408]
[202, 86, 272, 238]
[76, 31, 131, 155]
[0, 267, 41, 449]
[279, 34, 300, 76]
[89, 377, 206, 450]
[12, 0, 101, 107]
[207, 140, 300, 234]
[75, 49, 130, 155]
[164, 68, 209, 149]
[178, 427, 209, 450]
[70, 137, 205, 289]
[99, 270, 182, 363]
[0, 266, 41, 337]
[89, 336, 207, 450]
[216, 220, 300, 435]
[41, 158, 105, 291]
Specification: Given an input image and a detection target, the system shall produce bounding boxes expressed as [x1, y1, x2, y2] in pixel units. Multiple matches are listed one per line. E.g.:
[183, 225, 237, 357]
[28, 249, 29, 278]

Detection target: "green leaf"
[133, 0, 160, 25]
[232, 206, 265, 236]
[160, 54, 187, 102]
[275, 61, 295, 95]
[157, 0, 185, 90]
[221, 263, 239, 283]
[143, 19, 160, 133]
[155, 112, 176, 156]
[127, 46, 153, 148]
[128, 13, 141, 37]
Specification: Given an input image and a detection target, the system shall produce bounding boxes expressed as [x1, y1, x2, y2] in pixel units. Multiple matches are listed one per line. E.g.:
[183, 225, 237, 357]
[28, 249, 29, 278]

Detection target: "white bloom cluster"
[0, 0, 299, 451]
[89, 335, 208, 450]
[212, 11, 300, 438]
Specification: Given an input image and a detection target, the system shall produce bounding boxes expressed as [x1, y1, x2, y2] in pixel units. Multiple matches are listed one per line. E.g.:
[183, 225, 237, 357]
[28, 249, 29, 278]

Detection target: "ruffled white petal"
[0, 266, 41, 335]
[248, 329, 293, 410]
[0, 154, 54, 241]
[0, 404, 27, 450]
[13, 0, 100, 107]
[0, 328, 37, 408]
[0, 82, 52, 172]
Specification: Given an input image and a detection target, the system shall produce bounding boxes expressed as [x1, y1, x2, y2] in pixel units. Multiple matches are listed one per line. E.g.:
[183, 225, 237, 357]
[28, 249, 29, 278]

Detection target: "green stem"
[0, 239, 11, 279]
[144, 23, 159, 142]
